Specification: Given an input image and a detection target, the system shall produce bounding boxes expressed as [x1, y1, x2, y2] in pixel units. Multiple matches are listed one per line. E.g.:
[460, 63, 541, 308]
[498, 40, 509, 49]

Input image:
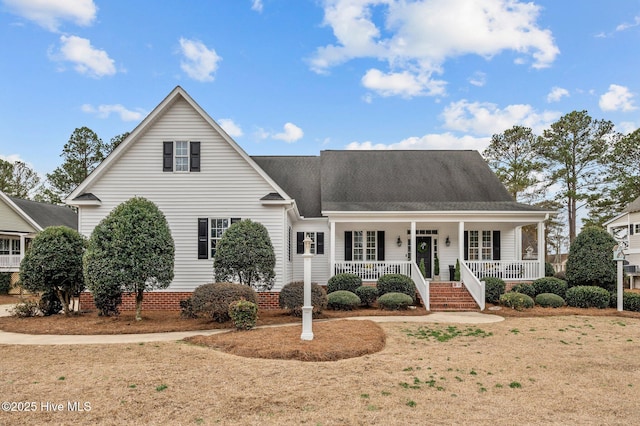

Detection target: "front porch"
[0, 233, 29, 272]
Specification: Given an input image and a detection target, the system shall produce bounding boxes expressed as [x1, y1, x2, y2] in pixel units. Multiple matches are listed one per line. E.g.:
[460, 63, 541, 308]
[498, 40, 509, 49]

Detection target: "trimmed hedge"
[500, 292, 534, 311]
[377, 274, 416, 302]
[565, 285, 609, 309]
[278, 281, 327, 317]
[482, 277, 506, 304]
[228, 299, 258, 330]
[624, 292, 640, 312]
[535, 293, 565, 308]
[355, 285, 378, 307]
[327, 273, 362, 294]
[510, 283, 536, 298]
[327, 290, 361, 310]
[532, 277, 568, 298]
[377, 292, 414, 310]
[187, 282, 258, 322]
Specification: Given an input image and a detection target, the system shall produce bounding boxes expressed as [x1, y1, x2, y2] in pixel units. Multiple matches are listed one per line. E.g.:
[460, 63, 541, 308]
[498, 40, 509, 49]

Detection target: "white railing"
[460, 261, 485, 311]
[0, 255, 21, 270]
[333, 261, 411, 281]
[410, 261, 430, 311]
[465, 260, 541, 281]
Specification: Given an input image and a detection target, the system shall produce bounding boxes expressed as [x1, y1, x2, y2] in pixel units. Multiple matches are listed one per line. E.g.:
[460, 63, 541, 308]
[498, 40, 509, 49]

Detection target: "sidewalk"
[0, 304, 503, 345]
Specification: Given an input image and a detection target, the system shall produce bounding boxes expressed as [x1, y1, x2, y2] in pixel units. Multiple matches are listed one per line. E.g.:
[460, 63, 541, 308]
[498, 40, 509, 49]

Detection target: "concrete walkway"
[0, 303, 503, 345]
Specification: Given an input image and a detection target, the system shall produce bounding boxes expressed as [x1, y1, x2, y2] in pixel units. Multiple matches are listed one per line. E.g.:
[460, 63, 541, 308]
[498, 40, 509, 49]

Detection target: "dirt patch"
[185, 320, 386, 362]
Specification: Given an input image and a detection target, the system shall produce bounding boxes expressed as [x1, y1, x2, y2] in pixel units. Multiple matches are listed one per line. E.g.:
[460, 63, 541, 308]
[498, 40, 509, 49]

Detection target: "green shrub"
[327, 273, 362, 294]
[377, 274, 416, 302]
[179, 298, 196, 319]
[93, 282, 122, 317]
[377, 292, 414, 310]
[623, 292, 640, 312]
[500, 292, 534, 311]
[0, 272, 11, 294]
[454, 259, 461, 281]
[545, 262, 555, 277]
[189, 283, 258, 322]
[554, 271, 566, 281]
[10, 300, 39, 318]
[327, 290, 361, 310]
[565, 285, 609, 309]
[565, 227, 616, 291]
[532, 277, 568, 298]
[228, 300, 258, 330]
[355, 285, 378, 307]
[535, 293, 565, 308]
[510, 283, 536, 298]
[39, 290, 63, 316]
[482, 277, 505, 304]
[278, 281, 327, 317]
[419, 258, 427, 278]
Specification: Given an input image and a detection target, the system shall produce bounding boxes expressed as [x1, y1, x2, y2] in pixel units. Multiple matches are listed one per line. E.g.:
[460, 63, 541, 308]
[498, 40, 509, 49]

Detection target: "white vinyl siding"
[0, 200, 37, 233]
[77, 97, 287, 291]
[292, 220, 330, 285]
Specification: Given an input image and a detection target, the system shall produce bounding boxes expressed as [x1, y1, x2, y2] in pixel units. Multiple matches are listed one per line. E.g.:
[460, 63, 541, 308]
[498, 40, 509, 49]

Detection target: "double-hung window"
[466, 230, 500, 261]
[353, 231, 377, 261]
[197, 217, 241, 259]
[295, 232, 324, 254]
[163, 141, 201, 172]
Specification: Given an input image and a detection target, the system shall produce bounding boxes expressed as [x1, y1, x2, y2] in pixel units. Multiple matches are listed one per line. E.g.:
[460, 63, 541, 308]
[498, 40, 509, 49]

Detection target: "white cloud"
[310, 0, 559, 97]
[617, 121, 638, 135]
[53, 35, 116, 77]
[546, 86, 569, 103]
[273, 122, 304, 143]
[2, 0, 97, 32]
[0, 153, 25, 163]
[599, 84, 637, 112]
[218, 118, 244, 137]
[616, 16, 640, 32]
[346, 132, 490, 151]
[468, 71, 486, 87]
[441, 99, 560, 135]
[361, 68, 446, 97]
[178, 38, 221, 82]
[81, 104, 146, 121]
[251, 0, 263, 13]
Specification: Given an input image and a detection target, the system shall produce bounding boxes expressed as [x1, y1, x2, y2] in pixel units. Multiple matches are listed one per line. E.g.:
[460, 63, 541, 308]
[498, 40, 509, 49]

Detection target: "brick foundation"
[79, 291, 283, 312]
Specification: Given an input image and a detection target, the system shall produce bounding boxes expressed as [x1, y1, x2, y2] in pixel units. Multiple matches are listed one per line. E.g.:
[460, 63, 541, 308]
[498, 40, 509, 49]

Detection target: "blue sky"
[1, 0, 639, 178]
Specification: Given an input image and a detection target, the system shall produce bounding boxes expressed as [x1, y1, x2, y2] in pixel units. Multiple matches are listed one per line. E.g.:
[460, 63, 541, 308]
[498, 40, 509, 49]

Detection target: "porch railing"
[410, 261, 429, 311]
[465, 260, 541, 281]
[460, 261, 485, 310]
[333, 261, 411, 281]
[0, 255, 21, 270]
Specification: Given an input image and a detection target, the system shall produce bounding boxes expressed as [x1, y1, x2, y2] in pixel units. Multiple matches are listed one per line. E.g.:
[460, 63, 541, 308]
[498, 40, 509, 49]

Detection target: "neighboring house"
[605, 196, 640, 288]
[546, 253, 568, 274]
[0, 191, 78, 287]
[67, 86, 552, 311]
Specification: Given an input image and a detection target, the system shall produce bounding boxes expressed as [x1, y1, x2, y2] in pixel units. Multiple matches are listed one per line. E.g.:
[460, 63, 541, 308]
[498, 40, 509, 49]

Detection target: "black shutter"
[464, 231, 469, 261]
[492, 231, 501, 260]
[630, 224, 635, 236]
[377, 231, 385, 261]
[197, 218, 208, 259]
[230, 218, 241, 225]
[163, 142, 173, 172]
[344, 231, 353, 261]
[316, 232, 324, 254]
[190, 142, 201, 172]
[296, 232, 304, 254]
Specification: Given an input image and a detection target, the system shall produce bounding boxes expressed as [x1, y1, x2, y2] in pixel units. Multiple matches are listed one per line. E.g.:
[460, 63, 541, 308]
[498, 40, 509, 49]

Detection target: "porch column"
[515, 226, 522, 260]
[537, 221, 545, 278]
[19, 234, 26, 262]
[330, 221, 336, 277]
[458, 221, 465, 263]
[410, 221, 416, 263]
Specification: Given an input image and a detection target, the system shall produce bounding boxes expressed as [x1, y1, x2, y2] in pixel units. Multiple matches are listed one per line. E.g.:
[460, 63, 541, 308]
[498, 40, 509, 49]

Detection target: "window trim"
[296, 231, 324, 255]
[353, 230, 377, 261]
[163, 141, 201, 173]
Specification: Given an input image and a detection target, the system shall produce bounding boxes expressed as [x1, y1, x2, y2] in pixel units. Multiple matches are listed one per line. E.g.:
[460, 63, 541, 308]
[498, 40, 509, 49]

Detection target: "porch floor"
[428, 282, 480, 312]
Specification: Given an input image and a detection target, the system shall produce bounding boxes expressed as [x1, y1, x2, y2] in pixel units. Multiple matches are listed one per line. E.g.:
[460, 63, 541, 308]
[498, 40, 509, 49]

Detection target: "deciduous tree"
[0, 159, 41, 198]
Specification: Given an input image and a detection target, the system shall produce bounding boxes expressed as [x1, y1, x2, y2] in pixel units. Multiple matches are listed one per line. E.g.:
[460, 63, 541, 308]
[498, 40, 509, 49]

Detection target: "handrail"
[460, 261, 485, 310]
[410, 261, 430, 311]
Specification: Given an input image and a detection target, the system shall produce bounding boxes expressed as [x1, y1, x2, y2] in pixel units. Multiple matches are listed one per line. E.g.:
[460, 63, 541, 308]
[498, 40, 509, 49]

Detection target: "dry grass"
[1, 315, 639, 425]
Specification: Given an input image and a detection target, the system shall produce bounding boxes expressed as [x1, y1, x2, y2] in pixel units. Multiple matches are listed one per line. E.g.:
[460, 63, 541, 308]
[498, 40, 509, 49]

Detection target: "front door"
[415, 236, 432, 278]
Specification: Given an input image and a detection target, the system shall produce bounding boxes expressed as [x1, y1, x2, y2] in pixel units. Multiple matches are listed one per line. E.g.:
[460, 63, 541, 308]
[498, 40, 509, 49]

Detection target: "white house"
[605, 196, 640, 288]
[67, 86, 551, 311]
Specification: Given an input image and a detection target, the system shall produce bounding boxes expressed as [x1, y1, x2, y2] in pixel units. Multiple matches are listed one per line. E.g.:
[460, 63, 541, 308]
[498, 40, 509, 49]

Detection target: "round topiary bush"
[278, 281, 328, 317]
[189, 282, 258, 322]
[377, 274, 416, 302]
[500, 292, 534, 311]
[532, 277, 568, 298]
[228, 299, 258, 330]
[327, 290, 361, 310]
[377, 292, 414, 310]
[535, 293, 565, 308]
[623, 292, 640, 312]
[355, 285, 378, 307]
[482, 277, 506, 304]
[565, 285, 609, 309]
[510, 283, 536, 298]
[565, 227, 616, 291]
[327, 273, 362, 294]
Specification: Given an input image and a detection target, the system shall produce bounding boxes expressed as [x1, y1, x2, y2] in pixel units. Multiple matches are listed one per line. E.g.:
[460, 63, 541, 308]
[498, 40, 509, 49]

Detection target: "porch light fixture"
[445, 236, 450, 247]
[396, 236, 402, 247]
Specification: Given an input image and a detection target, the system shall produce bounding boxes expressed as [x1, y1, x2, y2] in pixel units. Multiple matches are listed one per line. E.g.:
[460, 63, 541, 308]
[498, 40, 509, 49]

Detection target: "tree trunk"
[57, 289, 70, 316]
[135, 290, 143, 321]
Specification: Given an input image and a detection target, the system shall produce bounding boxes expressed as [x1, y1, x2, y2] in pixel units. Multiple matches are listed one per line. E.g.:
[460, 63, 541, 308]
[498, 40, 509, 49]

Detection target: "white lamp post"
[613, 244, 625, 312]
[301, 233, 314, 340]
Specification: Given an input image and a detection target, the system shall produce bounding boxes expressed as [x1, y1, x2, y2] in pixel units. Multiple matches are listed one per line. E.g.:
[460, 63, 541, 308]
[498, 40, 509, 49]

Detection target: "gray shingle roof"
[9, 197, 78, 230]
[624, 196, 640, 214]
[254, 150, 546, 217]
